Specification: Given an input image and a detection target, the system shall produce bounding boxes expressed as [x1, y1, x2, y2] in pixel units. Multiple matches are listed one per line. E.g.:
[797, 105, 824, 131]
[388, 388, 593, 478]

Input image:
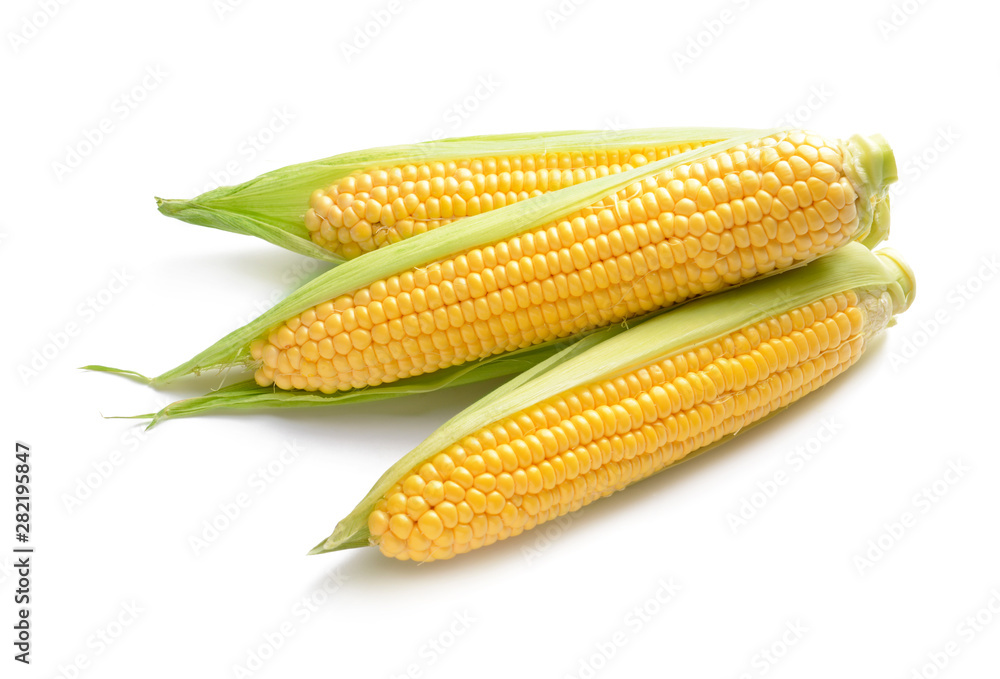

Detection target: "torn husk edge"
[311, 242, 915, 554]
[843, 133, 897, 249]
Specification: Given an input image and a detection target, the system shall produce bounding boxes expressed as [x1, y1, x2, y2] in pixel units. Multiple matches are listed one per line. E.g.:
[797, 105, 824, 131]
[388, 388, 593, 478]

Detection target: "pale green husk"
[116, 328, 618, 428]
[157, 127, 756, 262]
[843, 133, 897, 247]
[311, 243, 915, 554]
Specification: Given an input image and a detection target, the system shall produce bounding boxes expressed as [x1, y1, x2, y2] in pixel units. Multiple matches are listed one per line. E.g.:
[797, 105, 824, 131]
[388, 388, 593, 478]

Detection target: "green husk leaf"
[313, 242, 915, 554]
[859, 196, 891, 250]
[112, 130, 778, 386]
[156, 198, 343, 262]
[122, 326, 631, 428]
[79, 365, 153, 383]
[159, 127, 756, 261]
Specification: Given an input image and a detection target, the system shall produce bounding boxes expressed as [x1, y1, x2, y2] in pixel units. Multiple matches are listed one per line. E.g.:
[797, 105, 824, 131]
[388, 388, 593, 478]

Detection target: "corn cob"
[157, 128, 744, 262]
[98, 130, 894, 401]
[310, 243, 914, 561]
[251, 131, 893, 393]
[304, 140, 714, 258]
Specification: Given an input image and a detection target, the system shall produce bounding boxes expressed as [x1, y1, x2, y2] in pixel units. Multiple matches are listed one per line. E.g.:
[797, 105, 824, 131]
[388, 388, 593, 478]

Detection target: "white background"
[3, 0, 999, 677]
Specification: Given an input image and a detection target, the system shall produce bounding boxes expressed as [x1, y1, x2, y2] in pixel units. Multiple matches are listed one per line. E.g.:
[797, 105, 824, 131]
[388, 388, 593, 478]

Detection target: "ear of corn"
[91, 130, 895, 407]
[157, 127, 750, 261]
[310, 243, 915, 560]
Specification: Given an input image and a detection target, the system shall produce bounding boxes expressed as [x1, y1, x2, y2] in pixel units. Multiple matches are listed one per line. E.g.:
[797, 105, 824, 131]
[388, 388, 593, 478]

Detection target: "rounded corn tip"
[847, 133, 898, 196]
[875, 248, 916, 313]
[859, 196, 891, 249]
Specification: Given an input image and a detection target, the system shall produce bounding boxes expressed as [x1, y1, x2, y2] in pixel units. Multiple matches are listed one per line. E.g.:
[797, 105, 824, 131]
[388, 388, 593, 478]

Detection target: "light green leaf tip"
[80, 365, 153, 384]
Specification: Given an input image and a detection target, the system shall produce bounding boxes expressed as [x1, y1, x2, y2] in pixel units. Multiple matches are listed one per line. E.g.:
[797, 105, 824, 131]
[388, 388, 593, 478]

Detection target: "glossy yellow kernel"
[422, 480, 445, 505]
[485, 491, 506, 515]
[407, 531, 432, 552]
[436, 502, 459, 528]
[402, 475, 425, 497]
[389, 514, 414, 540]
[473, 473, 497, 493]
[450, 467, 474, 489]
[385, 492, 407, 515]
[442, 480, 466, 503]
[416, 511, 444, 540]
[405, 496, 429, 520]
[465, 489, 487, 514]
[379, 533, 405, 557]
[496, 473, 516, 498]
[454, 524, 474, 544]
[456, 501, 474, 524]
[368, 510, 389, 536]
[464, 455, 486, 476]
